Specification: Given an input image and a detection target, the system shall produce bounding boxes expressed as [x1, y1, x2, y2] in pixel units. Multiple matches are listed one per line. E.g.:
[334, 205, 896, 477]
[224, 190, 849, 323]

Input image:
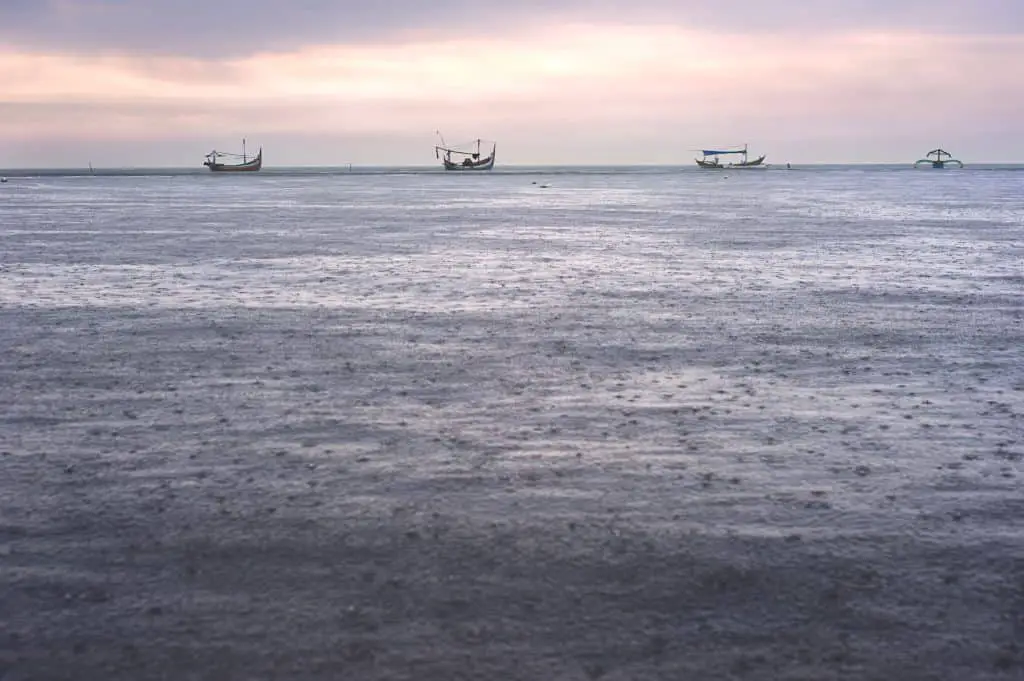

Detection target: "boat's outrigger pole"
[914, 148, 963, 169]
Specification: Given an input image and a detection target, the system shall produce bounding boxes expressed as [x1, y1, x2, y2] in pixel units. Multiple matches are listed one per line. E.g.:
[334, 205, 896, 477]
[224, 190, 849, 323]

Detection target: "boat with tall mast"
[203, 139, 262, 172]
[914, 148, 963, 169]
[434, 132, 496, 171]
[695, 144, 766, 169]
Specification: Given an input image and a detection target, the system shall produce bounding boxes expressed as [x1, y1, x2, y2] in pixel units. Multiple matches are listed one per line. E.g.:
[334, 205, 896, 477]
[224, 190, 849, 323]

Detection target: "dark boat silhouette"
[204, 139, 262, 172]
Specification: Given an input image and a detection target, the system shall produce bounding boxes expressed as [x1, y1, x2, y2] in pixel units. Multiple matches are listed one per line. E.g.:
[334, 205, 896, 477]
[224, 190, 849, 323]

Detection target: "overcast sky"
[1, 0, 1022, 167]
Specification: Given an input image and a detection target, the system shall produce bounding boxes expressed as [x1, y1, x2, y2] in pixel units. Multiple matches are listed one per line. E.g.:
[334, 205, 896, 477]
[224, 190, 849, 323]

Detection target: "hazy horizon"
[5, 159, 1023, 172]
[2, 1, 1022, 167]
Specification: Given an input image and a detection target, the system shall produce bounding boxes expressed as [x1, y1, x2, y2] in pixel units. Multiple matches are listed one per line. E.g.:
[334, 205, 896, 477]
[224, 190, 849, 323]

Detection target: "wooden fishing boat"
[435, 133, 495, 171]
[695, 144, 766, 169]
[914, 148, 963, 169]
[203, 139, 262, 172]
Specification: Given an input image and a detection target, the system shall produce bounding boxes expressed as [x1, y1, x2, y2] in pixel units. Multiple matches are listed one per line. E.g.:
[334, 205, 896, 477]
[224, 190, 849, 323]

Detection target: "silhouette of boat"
[914, 148, 963, 169]
[204, 139, 262, 172]
[435, 133, 495, 171]
[695, 144, 766, 169]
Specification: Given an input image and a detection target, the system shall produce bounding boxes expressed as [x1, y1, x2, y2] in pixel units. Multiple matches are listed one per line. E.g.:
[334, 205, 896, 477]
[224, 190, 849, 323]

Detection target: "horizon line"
[2, 161, 1019, 172]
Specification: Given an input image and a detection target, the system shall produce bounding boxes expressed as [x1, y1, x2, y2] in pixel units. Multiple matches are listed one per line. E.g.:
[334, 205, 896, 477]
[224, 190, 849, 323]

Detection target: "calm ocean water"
[3, 165, 1024, 677]
[2, 165, 1023, 528]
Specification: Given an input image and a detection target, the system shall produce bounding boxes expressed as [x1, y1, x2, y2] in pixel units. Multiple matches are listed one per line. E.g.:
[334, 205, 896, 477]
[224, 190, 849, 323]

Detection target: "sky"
[1, 0, 1022, 167]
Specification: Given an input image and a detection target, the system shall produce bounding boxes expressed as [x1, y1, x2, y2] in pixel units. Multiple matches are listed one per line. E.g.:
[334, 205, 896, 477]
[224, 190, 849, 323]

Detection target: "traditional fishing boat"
[434, 133, 495, 171]
[695, 144, 766, 169]
[914, 148, 963, 169]
[203, 139, 262, 172]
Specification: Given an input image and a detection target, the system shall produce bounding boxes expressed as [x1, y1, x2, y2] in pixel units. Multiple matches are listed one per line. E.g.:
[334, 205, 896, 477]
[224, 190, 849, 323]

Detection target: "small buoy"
[0, 177, 7, 183]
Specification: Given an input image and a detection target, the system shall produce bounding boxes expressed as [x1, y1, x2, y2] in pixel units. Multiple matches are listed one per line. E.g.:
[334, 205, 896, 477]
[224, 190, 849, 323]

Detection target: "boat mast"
[242, 138, 247, 163]
[435, 131, 450, 164]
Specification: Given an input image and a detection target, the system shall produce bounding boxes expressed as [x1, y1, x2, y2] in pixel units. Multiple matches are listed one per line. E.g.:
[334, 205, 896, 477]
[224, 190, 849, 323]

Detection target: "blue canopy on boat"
[702, 149, 745, 155]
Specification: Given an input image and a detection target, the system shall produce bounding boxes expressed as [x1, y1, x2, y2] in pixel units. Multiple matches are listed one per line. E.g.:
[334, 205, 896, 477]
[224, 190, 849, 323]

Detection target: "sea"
[1, 164, 1023, 679]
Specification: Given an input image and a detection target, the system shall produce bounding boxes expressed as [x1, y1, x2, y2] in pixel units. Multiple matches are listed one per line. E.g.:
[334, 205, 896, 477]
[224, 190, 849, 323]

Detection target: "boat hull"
[442, 154, 495, 171]
[204, 150, 262, 172]
[914, 160, 963, 169]
[205, 159, 262, 172]
[696, 154, 766, 169]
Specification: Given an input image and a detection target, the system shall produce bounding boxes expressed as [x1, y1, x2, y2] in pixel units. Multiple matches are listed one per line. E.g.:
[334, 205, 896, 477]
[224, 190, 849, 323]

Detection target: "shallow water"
[1, 167, 1023, 679]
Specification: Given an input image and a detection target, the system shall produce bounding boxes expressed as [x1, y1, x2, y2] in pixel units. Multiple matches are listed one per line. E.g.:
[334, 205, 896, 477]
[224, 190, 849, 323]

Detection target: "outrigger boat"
[203, 139, 262, 172]
[914, 148, 963, 169]
[695, 144, 766, 169]
[434, 133, 495, 171]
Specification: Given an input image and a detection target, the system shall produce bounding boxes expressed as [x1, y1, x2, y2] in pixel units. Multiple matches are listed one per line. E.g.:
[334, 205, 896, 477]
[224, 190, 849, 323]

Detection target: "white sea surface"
[1, 166, 1023, 679]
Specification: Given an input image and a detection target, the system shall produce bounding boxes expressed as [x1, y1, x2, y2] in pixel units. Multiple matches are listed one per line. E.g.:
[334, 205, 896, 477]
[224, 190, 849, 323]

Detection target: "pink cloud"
[0, 23, 1021, 163]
